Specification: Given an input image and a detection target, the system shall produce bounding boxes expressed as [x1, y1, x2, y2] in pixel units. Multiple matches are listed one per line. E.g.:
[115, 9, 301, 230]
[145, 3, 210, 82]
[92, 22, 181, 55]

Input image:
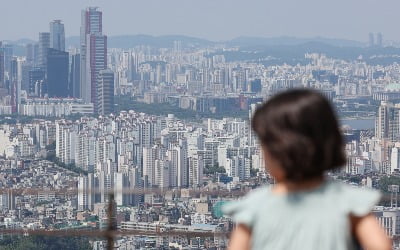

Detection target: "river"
[340, 118, 375, 130]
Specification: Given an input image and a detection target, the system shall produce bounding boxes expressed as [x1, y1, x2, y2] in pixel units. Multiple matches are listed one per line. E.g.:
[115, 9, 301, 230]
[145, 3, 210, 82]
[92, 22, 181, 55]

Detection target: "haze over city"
[2, 0, 400, 42]
[1, 1, 400, 249]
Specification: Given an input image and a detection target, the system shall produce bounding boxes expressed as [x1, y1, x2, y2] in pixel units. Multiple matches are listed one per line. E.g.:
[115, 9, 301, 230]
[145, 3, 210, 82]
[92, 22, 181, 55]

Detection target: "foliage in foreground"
[0, 235, 91, 250]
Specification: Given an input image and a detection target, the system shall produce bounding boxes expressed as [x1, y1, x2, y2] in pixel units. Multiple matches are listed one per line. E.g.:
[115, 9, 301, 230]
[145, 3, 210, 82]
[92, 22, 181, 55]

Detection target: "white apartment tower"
[167, 140, 189, 188]
[391, 144, 400, 173]
[188, 154, 204, 187]
[78, 173, 95, 211]
[155, 160, 170, 188]
[114, 172, 130, 206]
[55, 121, 76, 164]
[75, 132, 96, 172]
[143, 146, 156, 186]
[177, 139, 188, 187]
[375, 101, 400, 141]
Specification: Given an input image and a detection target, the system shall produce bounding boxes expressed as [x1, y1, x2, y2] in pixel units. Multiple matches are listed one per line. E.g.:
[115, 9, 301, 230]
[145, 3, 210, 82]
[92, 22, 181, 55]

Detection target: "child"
[223, 89, 391, 250]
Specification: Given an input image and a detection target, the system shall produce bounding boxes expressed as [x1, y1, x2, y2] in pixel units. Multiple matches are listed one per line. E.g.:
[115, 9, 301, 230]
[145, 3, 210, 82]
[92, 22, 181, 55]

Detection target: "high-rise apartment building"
[50, 20, 65, 51]
[47, 48, 69, 97]
[390, 144, 400, 173]
[375, 101, 400, 142]
[188, 154, 203, 187]
[97, 69, 114, 115]
[78, 173, 95, 211]
[75, 133, 96, 172]
[167, 139, 189, 188]
[55, 121, 76, 164]
[38, 32, 50, 68]
[155, 160, 170, 188]
[143, 146, 156, 187]
[80, 7, 107, 108]
[114, 172, 130, 206]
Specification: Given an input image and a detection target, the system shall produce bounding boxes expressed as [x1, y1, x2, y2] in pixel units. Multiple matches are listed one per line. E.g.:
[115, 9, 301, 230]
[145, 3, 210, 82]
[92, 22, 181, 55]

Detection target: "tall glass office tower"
[80, 7, 107, 111]
[50, 20, 65, 52]
[47, 48, 69, 97]
[38, 32, 50, 68]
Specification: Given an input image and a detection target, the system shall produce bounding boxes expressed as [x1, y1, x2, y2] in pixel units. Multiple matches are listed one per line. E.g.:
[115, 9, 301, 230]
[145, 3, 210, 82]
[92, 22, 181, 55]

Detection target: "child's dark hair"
[252, 89, 346, 181]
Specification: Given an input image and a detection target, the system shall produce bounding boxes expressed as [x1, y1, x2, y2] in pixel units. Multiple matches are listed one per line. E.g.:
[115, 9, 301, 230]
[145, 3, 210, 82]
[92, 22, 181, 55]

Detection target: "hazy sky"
[1, 0, 399, 42]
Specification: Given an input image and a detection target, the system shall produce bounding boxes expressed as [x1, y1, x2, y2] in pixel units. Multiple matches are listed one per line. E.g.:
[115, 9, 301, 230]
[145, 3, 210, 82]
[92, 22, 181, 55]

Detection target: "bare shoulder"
[228, 224, 252, 250]
[351, 213, 392, 250]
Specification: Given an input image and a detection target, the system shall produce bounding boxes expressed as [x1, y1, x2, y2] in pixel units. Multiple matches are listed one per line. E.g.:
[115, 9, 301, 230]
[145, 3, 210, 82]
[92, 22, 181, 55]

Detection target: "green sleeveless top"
[222, 181, 381, 250]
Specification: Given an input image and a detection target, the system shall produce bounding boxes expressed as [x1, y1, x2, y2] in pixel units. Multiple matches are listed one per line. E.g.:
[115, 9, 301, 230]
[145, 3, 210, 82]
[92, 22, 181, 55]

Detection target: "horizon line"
[2, 34, 370, 45]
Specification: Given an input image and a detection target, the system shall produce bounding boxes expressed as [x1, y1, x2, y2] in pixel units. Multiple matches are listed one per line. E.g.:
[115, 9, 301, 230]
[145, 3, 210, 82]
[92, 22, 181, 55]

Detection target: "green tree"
[0, 235, 91, 250]
[378, 176, 400, 193]
[204, 164, 226, 175]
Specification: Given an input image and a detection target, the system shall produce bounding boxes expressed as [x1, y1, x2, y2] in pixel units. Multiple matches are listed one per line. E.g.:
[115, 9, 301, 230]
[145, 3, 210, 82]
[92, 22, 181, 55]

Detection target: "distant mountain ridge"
[4, 34, 366, 49]
[228, 36, 365, 48]
[64, 34, 215, 49]
[5, 35, 399, 66]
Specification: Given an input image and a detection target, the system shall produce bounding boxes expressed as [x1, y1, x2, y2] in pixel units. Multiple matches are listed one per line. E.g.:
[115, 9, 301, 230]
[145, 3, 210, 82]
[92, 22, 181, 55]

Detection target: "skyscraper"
[377, 32, 383, 48]
[33, 43, 39, 66]
[0, 42, 4, 88]
[97, 69, 114, 115]
[368, 32, 375, 47]
[29, 68, 46, 97]
[3, 44, 13, 74]
[69, 53, 81, 98]
[80, 7, 107, 108]
[86, 34, 107, 107]
[50, 20, 65, 52]
[47, 48, 69, 97]
[38, 32, 50, 68]
[25, 43, 34, 64]
[21, 62, 32, 92]
[10, 57, 20, 113]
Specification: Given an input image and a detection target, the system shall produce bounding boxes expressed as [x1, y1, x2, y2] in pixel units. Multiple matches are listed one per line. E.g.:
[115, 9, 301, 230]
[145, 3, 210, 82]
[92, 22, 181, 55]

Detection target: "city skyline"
[1, 0, 400, 42]
[1, 2, 400, 249]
